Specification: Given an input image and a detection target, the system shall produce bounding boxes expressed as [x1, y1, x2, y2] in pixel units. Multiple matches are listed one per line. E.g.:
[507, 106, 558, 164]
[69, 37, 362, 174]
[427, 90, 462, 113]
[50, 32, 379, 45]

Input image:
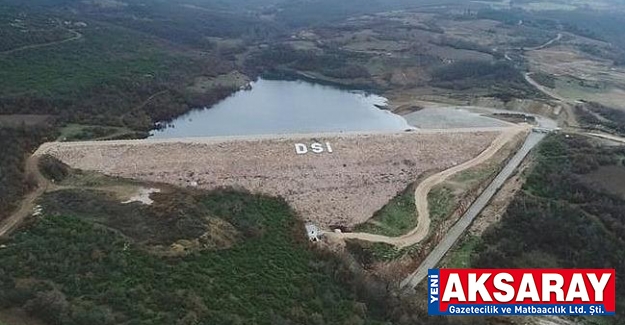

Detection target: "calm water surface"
[150, 78, 412, 138]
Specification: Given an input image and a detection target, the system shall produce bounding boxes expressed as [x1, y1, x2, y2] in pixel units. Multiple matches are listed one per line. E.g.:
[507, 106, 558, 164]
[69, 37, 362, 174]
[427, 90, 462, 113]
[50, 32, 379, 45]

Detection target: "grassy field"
[451, 166, 496, 184]
[353, 183, 416, 236]
[554, 77, 608, 97]
[441, 235, 480, 268]
[352, 163, 496, 238]
[347, 185, 464, 268]
[345, 239, 422, 267]
[428, 186, 455, 223]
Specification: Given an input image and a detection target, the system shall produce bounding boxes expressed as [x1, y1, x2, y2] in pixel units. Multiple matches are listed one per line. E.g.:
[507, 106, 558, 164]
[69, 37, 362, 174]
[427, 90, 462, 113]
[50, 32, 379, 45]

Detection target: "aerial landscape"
[1, 0, 625, 324]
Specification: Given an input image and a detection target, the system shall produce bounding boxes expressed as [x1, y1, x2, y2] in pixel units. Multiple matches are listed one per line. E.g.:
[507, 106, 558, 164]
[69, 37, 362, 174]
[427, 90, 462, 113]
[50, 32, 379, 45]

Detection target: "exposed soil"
[328, 125, 529, 247]
[37, 129, 502, 229]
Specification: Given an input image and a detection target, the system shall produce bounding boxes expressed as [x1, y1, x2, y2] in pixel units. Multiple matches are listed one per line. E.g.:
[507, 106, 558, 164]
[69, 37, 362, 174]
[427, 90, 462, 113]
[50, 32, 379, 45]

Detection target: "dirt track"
[326, 125, 529, 248]
[0, 155, 50, 237]
[586, 132, 625, 144]
[0, 30, 82, 55]
[38, 130, 503, 229]
[524, 72, 568, 102]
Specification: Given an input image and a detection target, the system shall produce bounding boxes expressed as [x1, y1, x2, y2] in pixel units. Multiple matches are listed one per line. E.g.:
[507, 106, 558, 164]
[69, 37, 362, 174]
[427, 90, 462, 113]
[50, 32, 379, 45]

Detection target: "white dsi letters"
[295, 142, 333, 155]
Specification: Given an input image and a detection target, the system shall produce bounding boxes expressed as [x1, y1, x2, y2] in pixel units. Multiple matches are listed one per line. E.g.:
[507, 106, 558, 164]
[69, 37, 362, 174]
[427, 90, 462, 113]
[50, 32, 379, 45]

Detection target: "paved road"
[400, 131, 546, 289]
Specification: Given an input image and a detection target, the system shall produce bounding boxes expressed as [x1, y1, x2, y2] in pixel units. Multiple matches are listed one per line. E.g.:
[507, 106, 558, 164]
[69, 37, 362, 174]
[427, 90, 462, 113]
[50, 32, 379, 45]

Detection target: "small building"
[305, 223, 321, 242]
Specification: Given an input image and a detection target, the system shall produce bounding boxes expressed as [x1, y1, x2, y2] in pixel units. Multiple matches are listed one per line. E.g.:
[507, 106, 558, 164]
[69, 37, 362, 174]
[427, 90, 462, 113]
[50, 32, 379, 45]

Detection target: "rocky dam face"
[38, 130, 501, 229]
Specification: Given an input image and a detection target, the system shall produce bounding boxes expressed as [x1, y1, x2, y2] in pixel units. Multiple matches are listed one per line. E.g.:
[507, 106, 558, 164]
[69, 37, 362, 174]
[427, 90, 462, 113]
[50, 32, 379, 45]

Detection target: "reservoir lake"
[150, 78, 412, 138]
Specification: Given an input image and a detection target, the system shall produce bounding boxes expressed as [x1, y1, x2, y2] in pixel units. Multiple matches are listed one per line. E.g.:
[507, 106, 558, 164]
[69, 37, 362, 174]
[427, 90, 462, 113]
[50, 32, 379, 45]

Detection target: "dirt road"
[0, 154, 50, 237]
[0, 30, 83, 55]
[524, 72, 568, 102]
[586, 132, 625, 144]
[400, 130, 545, 289]
[524, 72, 578, 127]
[326, 125, 529, 248]
[524, 33, 562, 51]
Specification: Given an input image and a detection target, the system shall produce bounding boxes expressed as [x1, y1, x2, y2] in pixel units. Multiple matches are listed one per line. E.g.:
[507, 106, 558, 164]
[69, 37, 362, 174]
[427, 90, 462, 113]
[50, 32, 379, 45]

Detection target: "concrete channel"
[400, 131, 547, 289]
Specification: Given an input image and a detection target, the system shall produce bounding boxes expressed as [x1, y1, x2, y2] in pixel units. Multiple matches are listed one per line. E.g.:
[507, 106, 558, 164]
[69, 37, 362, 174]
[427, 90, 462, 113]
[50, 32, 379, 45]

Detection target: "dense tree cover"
[430, 60, 539, 101]
[0, 189, 396, 325]
[246, 44, 371, 81]
[0, 6, 74, 52]
[37, 156, 68, 183]
[0, 28, 74, 52]
[0, 183, 508, 325]
[0, 125, 56, 221]
[76, 2, 283, 49]
[575, 102, 625, 135]
[472, 135, 625, 323]
[41, 189, 215, 246]
[492, 113, 536, 123]
[0, 19, 237, 130]
[0, 1, 263, 130]
[530, 72, 556, 89]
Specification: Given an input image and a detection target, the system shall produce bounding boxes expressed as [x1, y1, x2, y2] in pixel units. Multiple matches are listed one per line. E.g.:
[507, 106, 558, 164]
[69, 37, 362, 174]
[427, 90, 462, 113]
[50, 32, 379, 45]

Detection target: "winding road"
[400, 130, 546, 289]
[0, 155, 50, 237]
[0, 30, 83, 55]
[325, 125, 530, 248]
[524, 33, 562, 51]
[524, 72, 568, 102]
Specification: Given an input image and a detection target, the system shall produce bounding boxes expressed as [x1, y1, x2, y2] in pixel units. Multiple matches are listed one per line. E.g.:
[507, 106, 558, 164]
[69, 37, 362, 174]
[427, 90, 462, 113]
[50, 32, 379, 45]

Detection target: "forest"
[430, 60, 539, 101]
[0, 189, 390, 325]
[471, 135, 625, 324]
[575, 102, 625, 136]
[245, 44, 372, 82]
[3, 1, 625, 324]
[0, 170, 516, 325]
[529, 72, 556, 89]
[0, 17, 240, 131]
[0, 184, 490, 325]
[0, 125, 56, 221]
[0, 6, 74, 52]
